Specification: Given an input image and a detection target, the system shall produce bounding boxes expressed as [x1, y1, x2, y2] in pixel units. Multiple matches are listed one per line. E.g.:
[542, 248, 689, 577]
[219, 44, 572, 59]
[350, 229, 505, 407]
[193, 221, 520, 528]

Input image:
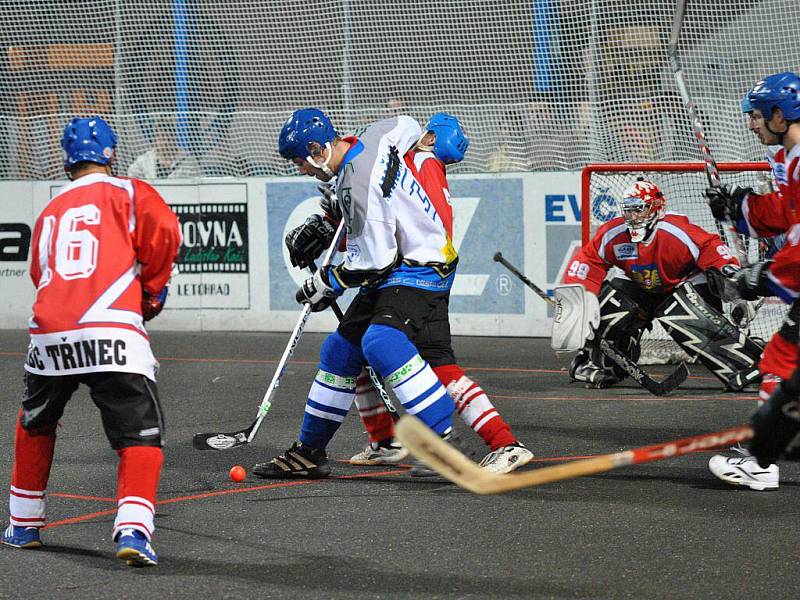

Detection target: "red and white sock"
[353, 370, 395, 444]
[758, 373, 781, 405]
[433, 365, 517, 451]
[113, 446, 163, 541]
[9, 413, 56, 528]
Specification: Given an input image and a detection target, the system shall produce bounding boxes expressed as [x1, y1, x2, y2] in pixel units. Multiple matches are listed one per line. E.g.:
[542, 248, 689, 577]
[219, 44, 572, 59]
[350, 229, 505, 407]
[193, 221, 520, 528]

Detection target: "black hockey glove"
[750, 367, 800, 468]
[142, 287, 169, 321]
[732, 260, 773, 301]
[295, 268, 338, 312]
[705, 264, 741, 302]
[318, 184, 342, 223]
[704, 184, 751, 223]
[285, 214, 336, 270]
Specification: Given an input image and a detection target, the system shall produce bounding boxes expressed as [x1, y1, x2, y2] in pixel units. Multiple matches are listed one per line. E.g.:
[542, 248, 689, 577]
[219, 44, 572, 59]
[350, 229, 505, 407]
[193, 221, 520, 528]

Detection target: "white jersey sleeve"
[329, 117, 455, 291]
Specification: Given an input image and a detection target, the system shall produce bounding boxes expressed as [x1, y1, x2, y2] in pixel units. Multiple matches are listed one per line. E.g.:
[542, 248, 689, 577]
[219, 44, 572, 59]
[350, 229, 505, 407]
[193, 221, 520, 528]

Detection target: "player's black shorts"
[338, 285, 456, 367]
[20, 371, 165, 449]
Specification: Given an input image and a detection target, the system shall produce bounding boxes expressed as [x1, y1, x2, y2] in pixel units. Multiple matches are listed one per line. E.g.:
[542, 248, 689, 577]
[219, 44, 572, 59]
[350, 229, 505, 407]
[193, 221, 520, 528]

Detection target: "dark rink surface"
[0, 329, 797, 599]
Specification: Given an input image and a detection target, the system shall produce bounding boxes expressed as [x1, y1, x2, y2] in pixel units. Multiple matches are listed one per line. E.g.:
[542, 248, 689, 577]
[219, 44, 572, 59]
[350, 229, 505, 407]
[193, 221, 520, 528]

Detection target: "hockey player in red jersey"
[1, 117, 181, 566]
[704, 72, 800, 490]
[282, 113, 533, 474]
[561, 179, 762, 393]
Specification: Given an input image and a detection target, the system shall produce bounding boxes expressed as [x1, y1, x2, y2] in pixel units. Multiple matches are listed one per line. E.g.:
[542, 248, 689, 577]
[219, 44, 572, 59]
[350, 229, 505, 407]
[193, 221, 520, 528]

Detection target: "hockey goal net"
[581, 162, 788, 364]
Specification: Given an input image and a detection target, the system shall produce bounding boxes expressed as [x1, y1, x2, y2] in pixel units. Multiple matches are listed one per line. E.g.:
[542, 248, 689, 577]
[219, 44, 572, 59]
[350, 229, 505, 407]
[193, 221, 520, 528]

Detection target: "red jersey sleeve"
[130, 179, 181, 295]
[740, 150, 800, 237]
[766, 223, 800, 303]
[682, 220, 740, 271]
[562, 225, 612, 295]
[740, 189, 793, 237]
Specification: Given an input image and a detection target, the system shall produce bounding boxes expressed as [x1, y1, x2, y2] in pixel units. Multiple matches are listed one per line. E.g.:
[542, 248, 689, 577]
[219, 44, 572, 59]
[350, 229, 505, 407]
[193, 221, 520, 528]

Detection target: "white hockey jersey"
[327, 116, 457, 293]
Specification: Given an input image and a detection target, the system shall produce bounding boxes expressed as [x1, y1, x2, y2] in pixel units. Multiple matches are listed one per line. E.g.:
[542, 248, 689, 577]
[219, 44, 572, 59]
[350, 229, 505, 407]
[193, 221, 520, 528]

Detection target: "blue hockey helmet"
[61, 116, 117, 167]
[741, 94, 752, 114]
[747, 72, 800, 121]
[424, 112, 469, 164]
[278, 108, 336, 160]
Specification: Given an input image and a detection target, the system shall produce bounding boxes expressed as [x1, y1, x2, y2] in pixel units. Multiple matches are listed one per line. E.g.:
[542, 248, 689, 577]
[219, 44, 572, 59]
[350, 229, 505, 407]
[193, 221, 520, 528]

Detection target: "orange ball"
[229, 465, 246, 482]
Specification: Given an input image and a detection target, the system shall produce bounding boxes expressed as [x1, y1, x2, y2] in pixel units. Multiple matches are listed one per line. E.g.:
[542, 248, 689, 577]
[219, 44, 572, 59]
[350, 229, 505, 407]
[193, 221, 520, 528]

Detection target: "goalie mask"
[620, 179, 665, 243]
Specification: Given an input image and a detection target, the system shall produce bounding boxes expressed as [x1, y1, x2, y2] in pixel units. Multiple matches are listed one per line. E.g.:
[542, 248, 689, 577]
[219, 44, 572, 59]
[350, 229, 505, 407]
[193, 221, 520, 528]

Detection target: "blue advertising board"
[265, 177, 525, 314]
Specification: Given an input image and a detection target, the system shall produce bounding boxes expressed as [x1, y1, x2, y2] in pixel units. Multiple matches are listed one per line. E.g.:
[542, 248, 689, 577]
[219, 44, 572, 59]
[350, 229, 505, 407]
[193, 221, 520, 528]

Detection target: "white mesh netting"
[0, 0, 797, 179]
[584, 164, 789, 364]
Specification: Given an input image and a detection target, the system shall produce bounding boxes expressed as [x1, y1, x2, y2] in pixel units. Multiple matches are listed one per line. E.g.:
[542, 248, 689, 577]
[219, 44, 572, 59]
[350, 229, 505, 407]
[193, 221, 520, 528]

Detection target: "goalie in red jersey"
[556, 179, 763, 393]
[1, 117, 181, 566]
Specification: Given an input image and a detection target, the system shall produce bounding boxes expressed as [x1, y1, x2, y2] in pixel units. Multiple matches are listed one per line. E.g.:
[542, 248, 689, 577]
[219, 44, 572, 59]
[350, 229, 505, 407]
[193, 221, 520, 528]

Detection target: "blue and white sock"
[362, 324, 454, 435]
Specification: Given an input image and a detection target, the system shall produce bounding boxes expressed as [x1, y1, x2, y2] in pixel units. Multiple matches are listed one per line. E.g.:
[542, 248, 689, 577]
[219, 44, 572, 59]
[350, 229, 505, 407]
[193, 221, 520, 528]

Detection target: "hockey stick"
[493, 251, 688, 396]
[192, 221, 346, 451]
[307, 258, 400, 422]
[668, 0, 747, 260]
[395, 414, 752, 495]
[599, 339, 688, 397]
[493, 252, 552, 305]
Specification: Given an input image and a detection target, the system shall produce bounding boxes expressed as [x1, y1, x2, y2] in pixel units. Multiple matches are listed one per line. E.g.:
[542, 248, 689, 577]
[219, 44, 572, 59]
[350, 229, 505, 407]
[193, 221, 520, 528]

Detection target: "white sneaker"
[708, 446, 779, 491]
[479, 443, 534, 474]
[349, 440, 408, 465]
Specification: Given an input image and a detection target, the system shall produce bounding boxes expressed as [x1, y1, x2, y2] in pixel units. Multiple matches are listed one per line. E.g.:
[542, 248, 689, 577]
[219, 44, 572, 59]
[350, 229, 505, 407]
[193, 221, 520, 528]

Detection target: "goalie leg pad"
[586, 280, 650, 382]
[566, 281, 649, 387]
[655, 282, 763, 390]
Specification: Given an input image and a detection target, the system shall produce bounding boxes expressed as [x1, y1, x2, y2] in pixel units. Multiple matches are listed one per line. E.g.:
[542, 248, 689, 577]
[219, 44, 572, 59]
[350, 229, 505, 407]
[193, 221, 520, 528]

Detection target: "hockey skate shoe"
[252, 441, 331, 479]
[115, 528, 158, 566]
[479, 442, 535, 474]
[349, 439, 408, 465]
[568, 352, 619, 389]
[2, 524, 42, 549]
[708, 445, 779, 491]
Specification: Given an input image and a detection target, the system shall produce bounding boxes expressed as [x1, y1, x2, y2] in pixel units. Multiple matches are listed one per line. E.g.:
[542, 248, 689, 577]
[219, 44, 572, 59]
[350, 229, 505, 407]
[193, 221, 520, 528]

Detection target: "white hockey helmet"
[620, 179, 665, 242]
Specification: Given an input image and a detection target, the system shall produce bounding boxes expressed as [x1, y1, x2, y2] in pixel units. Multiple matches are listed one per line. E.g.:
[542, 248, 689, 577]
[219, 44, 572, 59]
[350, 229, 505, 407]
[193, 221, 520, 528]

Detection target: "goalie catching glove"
[704, 184, 752, 223]
[296, 267, 340, 312]
[705, 265, 756, 327]
[706, 261, 773, 302]
[285, 213, 336, 270]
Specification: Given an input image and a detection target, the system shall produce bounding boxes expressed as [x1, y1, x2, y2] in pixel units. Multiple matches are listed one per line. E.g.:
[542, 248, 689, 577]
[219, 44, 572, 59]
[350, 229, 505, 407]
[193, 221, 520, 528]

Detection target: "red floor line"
[491, 394, 758, 402]
[44, 468, 407, 530]
[44, 508, 118, 529]
[50, 492, 116, 502]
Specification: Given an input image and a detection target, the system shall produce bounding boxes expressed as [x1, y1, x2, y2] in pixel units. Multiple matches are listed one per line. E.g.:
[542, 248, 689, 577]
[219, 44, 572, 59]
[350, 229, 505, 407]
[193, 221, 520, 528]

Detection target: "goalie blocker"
[558, 278, 762, 392]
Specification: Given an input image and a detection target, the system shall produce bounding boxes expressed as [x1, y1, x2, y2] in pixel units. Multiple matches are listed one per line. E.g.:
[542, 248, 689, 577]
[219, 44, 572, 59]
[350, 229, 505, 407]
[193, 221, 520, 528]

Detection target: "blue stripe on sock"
[402, 380, 444, 412]
[306, 399, 349, 418]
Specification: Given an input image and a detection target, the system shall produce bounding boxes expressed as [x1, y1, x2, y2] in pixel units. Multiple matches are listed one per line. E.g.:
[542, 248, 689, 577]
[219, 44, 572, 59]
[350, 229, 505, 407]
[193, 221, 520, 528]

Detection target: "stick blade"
[192, 429, 251, 451]
[395, 416, 497, 494]
[654, 362, 690, 395]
